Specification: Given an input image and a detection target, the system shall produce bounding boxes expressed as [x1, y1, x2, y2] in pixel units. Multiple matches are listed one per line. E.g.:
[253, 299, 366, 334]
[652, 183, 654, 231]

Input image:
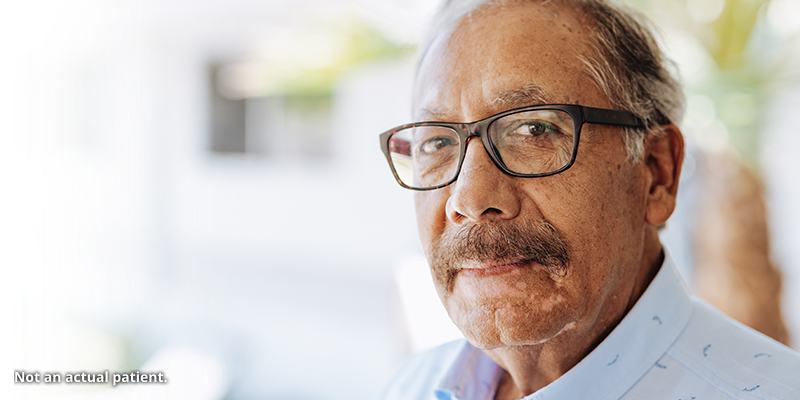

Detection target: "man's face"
[414, 3, 656, 350]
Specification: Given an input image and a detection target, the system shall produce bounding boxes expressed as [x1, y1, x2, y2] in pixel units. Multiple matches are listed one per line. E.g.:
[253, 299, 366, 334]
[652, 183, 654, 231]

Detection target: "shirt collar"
[434, 340, 503, 400]
[434, 250, 693, 400]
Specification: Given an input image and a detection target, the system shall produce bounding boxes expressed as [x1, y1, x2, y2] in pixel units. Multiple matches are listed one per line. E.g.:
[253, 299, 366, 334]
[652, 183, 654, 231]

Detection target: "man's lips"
[457, 260, 540, 278]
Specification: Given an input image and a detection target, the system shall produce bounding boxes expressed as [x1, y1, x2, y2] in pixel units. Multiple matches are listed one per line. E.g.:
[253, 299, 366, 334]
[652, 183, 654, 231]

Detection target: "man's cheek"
[414, 191, 449, 246]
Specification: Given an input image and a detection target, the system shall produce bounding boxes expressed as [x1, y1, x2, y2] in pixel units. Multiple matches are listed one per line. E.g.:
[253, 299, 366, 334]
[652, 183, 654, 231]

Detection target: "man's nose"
[445, 137, 522, 223]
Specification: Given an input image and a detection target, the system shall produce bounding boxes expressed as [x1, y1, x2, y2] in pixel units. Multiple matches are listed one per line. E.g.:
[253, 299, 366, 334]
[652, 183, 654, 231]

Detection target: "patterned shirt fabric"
[383, 252, 800, 400]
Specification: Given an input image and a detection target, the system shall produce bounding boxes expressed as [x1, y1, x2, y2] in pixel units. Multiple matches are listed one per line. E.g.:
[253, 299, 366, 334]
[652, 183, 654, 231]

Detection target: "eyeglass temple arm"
[582, 106, 645, 127]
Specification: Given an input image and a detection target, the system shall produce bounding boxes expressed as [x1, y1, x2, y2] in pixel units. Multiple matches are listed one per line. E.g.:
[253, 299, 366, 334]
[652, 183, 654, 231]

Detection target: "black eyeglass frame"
[379, 104, 646, 191]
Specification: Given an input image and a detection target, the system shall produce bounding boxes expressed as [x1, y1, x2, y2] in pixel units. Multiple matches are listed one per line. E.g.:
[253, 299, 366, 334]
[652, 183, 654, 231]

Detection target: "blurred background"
[1, 0, 798, 399]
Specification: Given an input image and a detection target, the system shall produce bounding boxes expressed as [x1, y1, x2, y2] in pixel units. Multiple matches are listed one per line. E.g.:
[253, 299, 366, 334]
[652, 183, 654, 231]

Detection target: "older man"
[378, 0, 800, 399]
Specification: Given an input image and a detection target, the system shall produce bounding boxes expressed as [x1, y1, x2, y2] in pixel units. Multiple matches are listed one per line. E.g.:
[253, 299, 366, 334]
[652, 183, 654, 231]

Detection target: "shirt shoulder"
[382, 339, 467, 400]
[624, 298, 800, 400]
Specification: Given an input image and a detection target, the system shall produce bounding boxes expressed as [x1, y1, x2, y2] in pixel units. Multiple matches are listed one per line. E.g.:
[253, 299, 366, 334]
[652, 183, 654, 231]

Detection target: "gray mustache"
[430, 219, 570, 293]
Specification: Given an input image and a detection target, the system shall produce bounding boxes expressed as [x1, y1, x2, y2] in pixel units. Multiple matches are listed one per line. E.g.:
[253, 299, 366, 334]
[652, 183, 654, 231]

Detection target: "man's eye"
[516, 121, 558, 136]
[418, 137, 455, 154]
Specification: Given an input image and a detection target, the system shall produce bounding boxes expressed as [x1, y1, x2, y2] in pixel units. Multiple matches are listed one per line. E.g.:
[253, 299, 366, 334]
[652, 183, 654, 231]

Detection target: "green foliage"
[271, 14, 413, 96]
[624, 0, 797, 167]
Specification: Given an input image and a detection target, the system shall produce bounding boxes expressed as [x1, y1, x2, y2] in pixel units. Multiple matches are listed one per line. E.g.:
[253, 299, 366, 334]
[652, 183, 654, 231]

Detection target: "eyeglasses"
[379, 104, 645, 190]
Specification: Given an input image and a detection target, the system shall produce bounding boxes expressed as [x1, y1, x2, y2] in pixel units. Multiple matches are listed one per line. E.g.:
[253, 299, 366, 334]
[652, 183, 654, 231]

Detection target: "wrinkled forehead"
[413, 2, 600, 122]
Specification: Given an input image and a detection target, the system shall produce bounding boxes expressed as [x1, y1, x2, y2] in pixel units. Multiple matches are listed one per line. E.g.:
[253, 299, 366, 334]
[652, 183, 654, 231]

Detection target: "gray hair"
[417, 0, 685, 163]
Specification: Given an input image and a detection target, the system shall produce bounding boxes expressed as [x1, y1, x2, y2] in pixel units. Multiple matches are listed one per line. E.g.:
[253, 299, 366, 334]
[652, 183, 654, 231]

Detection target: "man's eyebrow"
[491, 85, 549, 109]
[416, 85, 549, 122]
[416, 106, 453, 122]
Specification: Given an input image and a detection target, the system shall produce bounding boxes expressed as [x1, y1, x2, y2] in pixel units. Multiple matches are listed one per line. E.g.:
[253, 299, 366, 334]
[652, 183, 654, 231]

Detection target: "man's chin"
[462, 322, 579, 351]
[446, 300, 579, 350]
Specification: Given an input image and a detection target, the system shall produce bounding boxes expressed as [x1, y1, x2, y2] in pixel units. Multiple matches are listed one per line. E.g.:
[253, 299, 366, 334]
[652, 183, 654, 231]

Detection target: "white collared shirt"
[383, 253, 800, 400]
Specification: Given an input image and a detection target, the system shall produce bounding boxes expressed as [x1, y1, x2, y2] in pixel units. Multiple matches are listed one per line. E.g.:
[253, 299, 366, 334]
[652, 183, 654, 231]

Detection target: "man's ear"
[644, 124, 684, 227]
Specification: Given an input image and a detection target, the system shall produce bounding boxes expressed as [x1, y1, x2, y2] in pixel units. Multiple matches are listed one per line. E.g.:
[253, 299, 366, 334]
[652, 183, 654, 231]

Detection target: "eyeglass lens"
[387, 109, 576, 189]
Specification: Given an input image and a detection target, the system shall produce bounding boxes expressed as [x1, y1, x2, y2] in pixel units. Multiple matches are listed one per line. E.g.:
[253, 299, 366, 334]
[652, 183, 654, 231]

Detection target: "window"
[208, 63, 332, 159]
